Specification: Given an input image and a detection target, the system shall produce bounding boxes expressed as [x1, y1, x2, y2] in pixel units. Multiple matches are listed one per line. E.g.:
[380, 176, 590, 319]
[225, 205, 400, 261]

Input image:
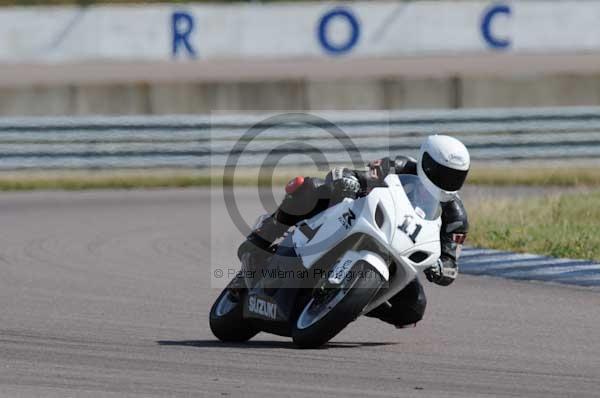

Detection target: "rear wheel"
[209, 283, 259, 342]
[292, 261, 383, 348]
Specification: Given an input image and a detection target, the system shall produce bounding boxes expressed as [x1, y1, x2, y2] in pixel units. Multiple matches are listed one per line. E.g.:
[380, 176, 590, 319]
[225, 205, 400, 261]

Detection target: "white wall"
[0, 1, 599, 65]
[3, 1, 600, 115]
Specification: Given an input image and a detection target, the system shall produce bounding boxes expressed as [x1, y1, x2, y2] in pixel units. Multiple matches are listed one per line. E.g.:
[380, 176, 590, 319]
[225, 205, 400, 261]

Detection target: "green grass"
[0, 175, 211, 191]
[0, 166, 598, 191]
[0, 172, 296, 191]
[467, 167, 600, 187]
[469, 191, 600, 261]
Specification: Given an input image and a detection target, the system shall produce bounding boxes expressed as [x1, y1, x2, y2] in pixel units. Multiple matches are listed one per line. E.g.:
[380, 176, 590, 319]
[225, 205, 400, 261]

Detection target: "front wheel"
[209, 285, 259, 343]
[292, 261, 383, 348]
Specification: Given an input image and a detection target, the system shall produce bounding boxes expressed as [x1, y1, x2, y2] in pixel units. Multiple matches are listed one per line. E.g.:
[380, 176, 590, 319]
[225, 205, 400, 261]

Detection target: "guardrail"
[0, 107, 599, 170]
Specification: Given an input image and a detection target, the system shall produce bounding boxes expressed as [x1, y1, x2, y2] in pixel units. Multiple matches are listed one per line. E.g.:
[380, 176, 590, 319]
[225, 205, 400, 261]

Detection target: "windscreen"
[398, 174, 441, 221]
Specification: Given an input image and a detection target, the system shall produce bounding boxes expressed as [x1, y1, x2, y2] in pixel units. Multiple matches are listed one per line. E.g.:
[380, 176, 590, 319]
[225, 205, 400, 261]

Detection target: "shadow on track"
[157, 339, 397, 350]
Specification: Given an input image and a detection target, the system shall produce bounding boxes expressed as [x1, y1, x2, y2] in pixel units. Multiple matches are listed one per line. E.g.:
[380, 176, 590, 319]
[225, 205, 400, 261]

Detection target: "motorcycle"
[210, 174, 442, 348]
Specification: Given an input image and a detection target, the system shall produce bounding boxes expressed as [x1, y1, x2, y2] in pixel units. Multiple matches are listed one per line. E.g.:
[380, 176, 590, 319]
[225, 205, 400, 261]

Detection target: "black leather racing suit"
[246, 156, 469, 327]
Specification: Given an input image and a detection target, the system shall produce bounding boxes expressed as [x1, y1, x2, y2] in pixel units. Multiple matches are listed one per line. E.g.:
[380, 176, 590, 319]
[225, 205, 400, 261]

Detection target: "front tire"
[209, 286, 259, 343]
[292, 261, 383, 348]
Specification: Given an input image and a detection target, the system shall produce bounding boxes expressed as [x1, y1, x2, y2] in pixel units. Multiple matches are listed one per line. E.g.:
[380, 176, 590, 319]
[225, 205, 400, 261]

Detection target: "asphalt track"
[1, 188, 599, 397]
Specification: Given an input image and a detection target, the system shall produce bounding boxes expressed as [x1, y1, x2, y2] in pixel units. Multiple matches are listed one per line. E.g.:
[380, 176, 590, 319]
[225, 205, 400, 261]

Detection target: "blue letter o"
[318, 8, 360, 55]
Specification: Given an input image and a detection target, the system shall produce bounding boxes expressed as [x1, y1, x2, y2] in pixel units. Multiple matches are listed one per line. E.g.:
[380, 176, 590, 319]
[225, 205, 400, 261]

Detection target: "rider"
[237, 135, 470, 328]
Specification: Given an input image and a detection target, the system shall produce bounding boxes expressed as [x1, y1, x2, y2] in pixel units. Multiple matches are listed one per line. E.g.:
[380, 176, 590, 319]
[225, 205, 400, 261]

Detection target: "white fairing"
[292, 174, 441, 313]
[328, 250, 389, 285]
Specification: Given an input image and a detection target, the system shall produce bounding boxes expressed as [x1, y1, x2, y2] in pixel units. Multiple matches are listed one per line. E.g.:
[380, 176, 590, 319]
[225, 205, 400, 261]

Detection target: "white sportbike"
[210, 174, 442, 348]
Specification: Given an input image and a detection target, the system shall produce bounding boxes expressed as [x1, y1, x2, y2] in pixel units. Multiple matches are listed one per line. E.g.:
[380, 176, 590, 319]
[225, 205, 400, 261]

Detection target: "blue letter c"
[481, 4, 511, 49]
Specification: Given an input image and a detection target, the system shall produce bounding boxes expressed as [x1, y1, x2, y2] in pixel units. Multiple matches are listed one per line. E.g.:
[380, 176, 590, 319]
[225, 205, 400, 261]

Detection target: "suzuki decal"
[248, 295, 278, 320]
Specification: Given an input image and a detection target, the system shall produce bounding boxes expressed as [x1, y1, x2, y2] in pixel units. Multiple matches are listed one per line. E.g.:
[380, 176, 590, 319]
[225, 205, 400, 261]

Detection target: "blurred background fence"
[1, 107, 599, 170]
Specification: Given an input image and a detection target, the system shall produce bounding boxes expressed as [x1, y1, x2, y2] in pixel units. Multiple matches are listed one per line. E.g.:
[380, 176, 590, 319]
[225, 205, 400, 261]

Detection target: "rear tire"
[292, 261, 383, 348]
[209, 286, 259, 343]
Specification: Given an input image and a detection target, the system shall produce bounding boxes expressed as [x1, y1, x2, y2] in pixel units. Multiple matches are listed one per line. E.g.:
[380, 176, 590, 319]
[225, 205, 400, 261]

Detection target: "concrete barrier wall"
[3, 2, 600, 63]
[461, 76, 600, 108]
[4, 75, 600, 116]
[3, 2, 600, 115]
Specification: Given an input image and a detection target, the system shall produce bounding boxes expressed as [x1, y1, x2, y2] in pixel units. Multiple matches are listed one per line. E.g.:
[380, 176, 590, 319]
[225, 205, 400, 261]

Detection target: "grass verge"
[468, 190, 600, 262]
[0, 166, 598, 191]
[467, 167, 600, 187]
[0, 170, 295, 191]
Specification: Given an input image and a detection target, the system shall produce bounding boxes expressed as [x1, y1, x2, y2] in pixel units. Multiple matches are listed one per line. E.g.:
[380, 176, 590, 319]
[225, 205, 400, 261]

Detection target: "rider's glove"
[327, 168, 362, 204]
[424, 257, 458, 286]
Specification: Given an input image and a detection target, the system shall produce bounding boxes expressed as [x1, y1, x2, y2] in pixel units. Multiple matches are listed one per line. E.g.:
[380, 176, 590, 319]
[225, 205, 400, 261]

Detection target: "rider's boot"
[237, 214, 289, 261]
[229, 214, 289, 297]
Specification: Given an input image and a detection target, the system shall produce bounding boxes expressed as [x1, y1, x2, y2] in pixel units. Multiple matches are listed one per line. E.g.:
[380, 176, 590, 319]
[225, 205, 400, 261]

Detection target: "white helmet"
[417, 135, 470, 202]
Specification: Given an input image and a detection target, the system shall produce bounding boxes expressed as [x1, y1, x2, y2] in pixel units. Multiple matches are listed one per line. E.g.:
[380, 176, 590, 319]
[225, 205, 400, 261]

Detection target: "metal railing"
[0, 107, 599, 170]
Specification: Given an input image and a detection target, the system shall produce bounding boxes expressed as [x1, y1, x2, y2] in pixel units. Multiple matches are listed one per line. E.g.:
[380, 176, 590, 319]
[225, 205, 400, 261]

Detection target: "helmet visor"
[422, 152, 468, 192]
